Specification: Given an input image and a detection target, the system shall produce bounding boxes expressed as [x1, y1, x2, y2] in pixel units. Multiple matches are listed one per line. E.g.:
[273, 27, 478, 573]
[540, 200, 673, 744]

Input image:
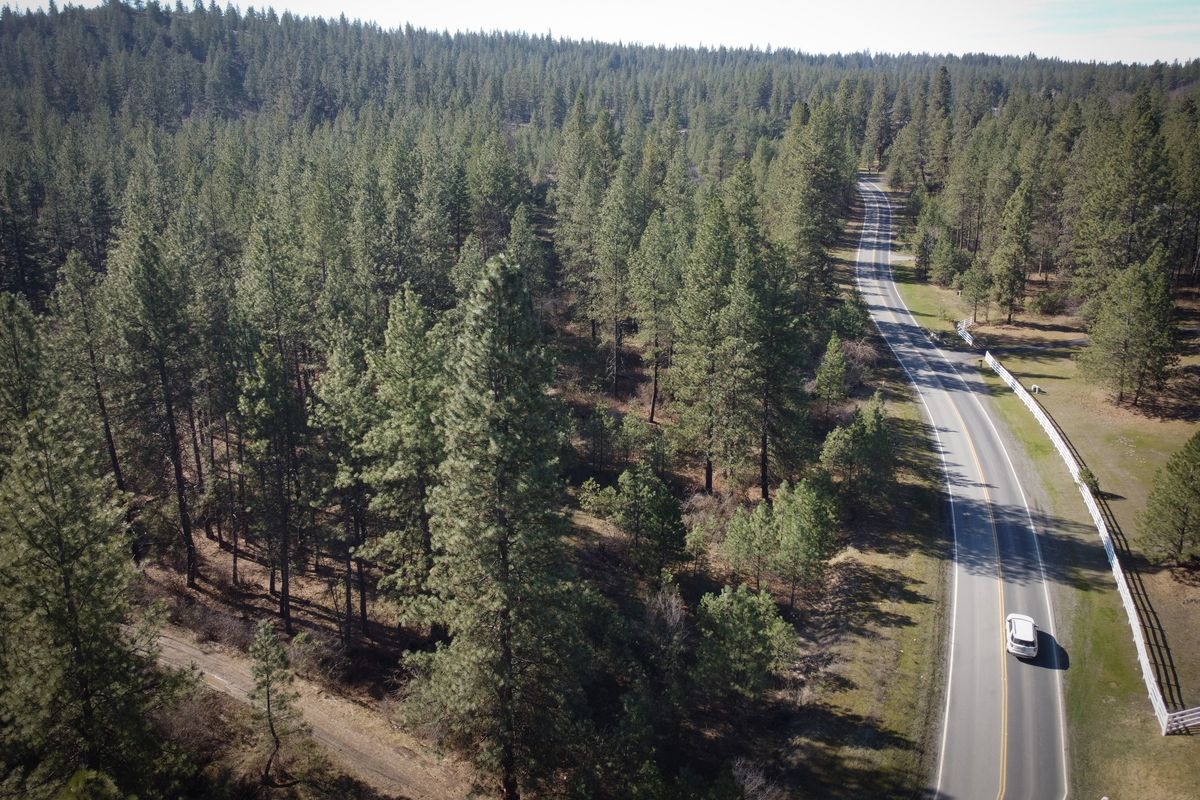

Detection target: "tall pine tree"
[407, 256, 586, 798]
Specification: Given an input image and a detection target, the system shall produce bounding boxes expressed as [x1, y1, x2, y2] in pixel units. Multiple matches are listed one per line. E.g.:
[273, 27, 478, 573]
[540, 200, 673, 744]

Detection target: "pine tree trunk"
[356, 512, 368, 633]
[760, 400, 770, 502]
[205, 398, 224, 546]
[187, 400, 214, 541]
[159, 354, 198, 588]
[90, 354, 135, 557]
[344, 510, 354, 639]
[233, 420, 245, 586]
[277, 460, 292, 634]
[497, 519, 518, 800]
[1189, 226, 1200, 286]
[611, 316, 620, 396]
[705, 456, 713, 494]
[76, 289, 126, 496]
[208, 408, 223, 546]
[649, 334, 660, 424]
[88, 348, 124, 492]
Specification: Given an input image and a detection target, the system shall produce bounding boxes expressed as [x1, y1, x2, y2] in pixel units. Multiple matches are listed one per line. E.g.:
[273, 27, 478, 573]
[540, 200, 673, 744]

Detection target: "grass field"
[880, 185, 1200, 798]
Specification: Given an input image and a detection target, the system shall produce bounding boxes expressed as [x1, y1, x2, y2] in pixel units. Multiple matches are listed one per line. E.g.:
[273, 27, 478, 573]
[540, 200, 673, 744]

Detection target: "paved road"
[854, 178, 1068, 799]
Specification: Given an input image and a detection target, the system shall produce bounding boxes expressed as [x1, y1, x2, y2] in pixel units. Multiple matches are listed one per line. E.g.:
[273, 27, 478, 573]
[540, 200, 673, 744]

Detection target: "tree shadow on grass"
[684, 687, 926, 799]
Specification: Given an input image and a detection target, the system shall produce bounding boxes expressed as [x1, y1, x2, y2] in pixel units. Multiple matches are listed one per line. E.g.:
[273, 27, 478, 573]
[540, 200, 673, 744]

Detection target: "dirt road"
[156, 627, 469, 799]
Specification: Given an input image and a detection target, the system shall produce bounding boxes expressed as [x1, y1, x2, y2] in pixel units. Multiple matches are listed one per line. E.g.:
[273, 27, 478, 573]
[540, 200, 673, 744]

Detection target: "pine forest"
[1, 2, 1199, 798]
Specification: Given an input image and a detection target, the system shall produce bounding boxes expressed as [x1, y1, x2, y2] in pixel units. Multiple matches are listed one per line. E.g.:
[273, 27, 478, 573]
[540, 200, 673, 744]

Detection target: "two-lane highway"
[853, 178, 1068, 799]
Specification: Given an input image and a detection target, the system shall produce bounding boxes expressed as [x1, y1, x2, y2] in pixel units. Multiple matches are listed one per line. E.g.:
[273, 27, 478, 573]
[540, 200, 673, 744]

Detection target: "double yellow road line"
[942, 389, 1010, 799]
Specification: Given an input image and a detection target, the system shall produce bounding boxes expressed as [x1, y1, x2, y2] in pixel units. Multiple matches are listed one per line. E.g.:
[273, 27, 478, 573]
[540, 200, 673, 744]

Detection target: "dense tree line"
[0, 2, 1194, 797]
[901, 66, 1199, 405]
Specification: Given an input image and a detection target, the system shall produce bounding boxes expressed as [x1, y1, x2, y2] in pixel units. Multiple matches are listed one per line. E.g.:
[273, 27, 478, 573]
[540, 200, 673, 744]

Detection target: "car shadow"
[1030, 630, 1069, 671]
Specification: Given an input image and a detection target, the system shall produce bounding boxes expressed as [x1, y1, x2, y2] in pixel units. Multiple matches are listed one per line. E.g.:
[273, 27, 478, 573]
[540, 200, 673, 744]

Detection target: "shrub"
[694, 585, 795, 699]
[1028, 289, 1067, 317]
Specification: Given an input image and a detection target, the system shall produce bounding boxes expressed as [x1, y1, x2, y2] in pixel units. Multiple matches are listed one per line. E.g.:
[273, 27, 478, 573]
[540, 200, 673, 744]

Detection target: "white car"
[1005, 613, 1039, 659]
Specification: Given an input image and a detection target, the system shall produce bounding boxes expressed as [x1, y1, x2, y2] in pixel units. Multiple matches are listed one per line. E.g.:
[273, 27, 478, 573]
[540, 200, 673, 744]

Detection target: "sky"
[9, 0, 1200, 64]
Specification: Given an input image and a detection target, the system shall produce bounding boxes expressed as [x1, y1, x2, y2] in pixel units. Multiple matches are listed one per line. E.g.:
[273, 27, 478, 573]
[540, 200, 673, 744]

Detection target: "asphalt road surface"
[854, 178, 1068, 799]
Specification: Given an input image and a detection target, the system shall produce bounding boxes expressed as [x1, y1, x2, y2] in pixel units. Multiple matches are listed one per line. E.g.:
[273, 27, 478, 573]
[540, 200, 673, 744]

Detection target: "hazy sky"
[10, 0, 1200, 64]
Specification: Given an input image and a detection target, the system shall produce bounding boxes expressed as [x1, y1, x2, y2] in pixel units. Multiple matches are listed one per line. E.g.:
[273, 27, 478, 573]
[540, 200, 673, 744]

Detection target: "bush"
[694, 585, 795, 699]
[1028, 289, 1068, 317]
[1078, 466, 1100, 496]
[579, 477, 616, 517]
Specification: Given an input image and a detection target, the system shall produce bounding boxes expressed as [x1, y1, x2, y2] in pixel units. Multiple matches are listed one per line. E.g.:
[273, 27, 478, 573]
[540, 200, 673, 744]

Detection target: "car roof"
[1007, 614, 1036, 639]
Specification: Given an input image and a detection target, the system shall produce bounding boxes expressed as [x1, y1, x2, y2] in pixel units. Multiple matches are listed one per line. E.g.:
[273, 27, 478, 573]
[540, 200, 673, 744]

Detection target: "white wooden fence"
[955, 319, 976, 348]
[956, 321, 1199, 735]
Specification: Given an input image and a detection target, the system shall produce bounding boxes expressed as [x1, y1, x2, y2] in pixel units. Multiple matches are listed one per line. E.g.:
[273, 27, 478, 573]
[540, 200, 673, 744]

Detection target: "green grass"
[884, 218, 1200, 798]
[788, 234, 949, 797]
[817, 391, 947, 794]
[886, 259, 965, 337]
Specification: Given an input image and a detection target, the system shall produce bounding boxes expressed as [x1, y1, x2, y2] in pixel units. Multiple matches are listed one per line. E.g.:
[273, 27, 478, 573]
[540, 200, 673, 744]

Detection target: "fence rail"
[957, 321, 1198, 735]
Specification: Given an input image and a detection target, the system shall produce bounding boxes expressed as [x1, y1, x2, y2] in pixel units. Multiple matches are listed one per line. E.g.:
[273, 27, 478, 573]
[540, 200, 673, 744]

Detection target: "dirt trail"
[156, 626, 469, 800]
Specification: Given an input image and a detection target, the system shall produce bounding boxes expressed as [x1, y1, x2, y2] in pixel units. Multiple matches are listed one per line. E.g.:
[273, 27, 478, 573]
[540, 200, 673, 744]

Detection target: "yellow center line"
[942, 391, 1009, 800]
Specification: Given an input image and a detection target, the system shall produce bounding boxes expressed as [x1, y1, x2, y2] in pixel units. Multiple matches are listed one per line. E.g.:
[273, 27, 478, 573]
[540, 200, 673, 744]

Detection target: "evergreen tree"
[815, 332, 848, 414]
[0, 168, 49, 305]
[773, 477, 838, 608]
[105, 163, 200, 586]
[859, 390, 895, 492]
[1071, 88, 1171, 305]
[629, 211, 682, 423]
[412, 134, 458, 308]
[0, 409, 172, 796]
[960, 259, 992, 322]
[929, 234, 968, 287]
[553, 96, 604, 300]
[819, 392, 893, 509]
[610, 464, 687, 576]
[363, 287, 444, 615]
[989, 182, 1033, 323]
[723, 502, 775, 591]
[239, 343, 306, 633]
[468, 132, 522, 257]
[592, 165, 641, 396]
[672, 193, 737, 493]
[693, 585, 794, 700]
[407, 256, 585, 799]
[861, 77, 892, 171]
[47, 254, 134, 549]
[249, 620, 309, 786]
[725, 163, 807, 500]
[311, 332, 373, 636]
[1140, 430, 1200, 563]
[1078, 249, 1177, 406]
[504, 203, 547, 302]
[0, 292, 46, 466]
[767, 100, 852, 277]
[452, 233, 488, 300]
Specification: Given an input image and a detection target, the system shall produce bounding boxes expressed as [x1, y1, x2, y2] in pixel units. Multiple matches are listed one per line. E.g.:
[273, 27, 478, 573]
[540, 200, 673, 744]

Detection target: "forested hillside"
[1, 2, 1198, 798]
